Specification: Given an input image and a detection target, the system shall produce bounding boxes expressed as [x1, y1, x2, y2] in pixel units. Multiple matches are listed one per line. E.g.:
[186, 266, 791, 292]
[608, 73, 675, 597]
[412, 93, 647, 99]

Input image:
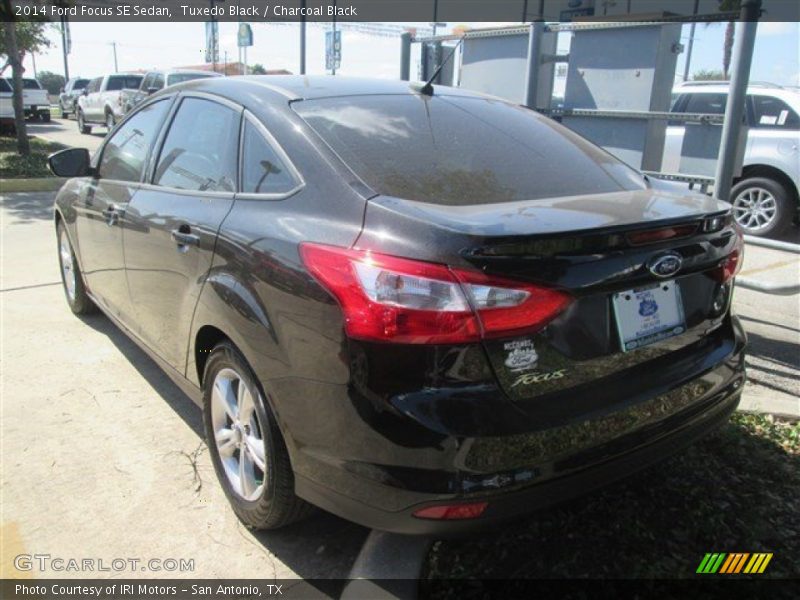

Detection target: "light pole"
[60, 17, 70, 81]
[110, 42, 118, 72]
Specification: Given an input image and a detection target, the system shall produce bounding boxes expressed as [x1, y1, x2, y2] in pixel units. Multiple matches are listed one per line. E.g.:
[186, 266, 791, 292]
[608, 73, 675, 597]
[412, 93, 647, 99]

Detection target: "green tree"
[38, 70, 65, 95]
[0, 15, 52, 156]
[692, 69, 729, 81]
[250, 63, 267, 75]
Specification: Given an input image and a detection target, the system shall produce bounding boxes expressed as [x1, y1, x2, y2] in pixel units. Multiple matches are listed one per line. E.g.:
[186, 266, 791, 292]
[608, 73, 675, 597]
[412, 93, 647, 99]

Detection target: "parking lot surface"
[0, 191, 369, 582]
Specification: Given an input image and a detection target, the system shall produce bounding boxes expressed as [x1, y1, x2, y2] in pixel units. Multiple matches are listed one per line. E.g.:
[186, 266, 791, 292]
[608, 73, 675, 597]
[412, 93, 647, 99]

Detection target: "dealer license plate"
[612, 281, 686, 352]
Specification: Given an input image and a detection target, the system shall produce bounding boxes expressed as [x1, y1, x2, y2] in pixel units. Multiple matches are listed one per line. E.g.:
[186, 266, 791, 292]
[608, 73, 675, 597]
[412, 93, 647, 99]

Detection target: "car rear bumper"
[290, 315, 747, 535]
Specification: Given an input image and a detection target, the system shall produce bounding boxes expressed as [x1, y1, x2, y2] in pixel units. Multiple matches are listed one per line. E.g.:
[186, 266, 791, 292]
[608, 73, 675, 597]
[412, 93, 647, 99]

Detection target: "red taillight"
[299, 243, 572, 344]
[413, 502, 489, 520]
[710, 228, 744, 283]
[626, 224, 698, 246]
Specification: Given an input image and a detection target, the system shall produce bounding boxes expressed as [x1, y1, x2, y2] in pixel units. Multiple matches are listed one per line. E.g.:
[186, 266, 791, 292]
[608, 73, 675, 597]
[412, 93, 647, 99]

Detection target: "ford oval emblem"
[647, 252, 683, 279]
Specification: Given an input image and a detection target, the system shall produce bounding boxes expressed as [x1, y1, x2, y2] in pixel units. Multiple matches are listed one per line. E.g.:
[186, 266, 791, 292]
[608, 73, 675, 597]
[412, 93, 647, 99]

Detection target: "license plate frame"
[612, 280, 686, 352]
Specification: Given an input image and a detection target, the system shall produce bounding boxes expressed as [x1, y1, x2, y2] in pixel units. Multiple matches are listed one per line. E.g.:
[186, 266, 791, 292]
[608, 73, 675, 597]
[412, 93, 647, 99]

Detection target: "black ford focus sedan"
[50, 76, 746, 534]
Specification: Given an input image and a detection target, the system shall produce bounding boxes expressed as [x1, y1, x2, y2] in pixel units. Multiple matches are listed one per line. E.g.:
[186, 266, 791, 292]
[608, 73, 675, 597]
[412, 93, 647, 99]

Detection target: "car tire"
[105, 111, 115, 130]
[203, 341, 314, 530]
[57, 221, 97, 315]
[41, 112, 51, 123]
[77, 110, 91, 134]
[730, 177, 793, 238]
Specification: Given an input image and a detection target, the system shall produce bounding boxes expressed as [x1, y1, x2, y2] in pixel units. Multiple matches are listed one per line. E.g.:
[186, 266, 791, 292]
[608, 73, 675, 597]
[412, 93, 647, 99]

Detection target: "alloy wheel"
[59, 228, 76, 302]
[732, 187, 777, 233]
[210, 368, 267, 501]
[106, 113, 115, 130]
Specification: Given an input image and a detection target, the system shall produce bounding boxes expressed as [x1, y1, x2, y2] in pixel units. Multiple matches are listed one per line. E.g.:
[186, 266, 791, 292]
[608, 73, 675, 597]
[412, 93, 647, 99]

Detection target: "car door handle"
[170, 228, 200, 248]
[101, 205, 124, 226]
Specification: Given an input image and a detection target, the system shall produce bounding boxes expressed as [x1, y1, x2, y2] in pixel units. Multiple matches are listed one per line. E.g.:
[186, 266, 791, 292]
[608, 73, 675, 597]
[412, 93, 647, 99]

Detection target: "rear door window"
[751, 95, 800, 129]
[0, 79, 11, 93]
[683, 93, 728, 115]
[295, 94, 644, 205]
[153, 97, 239, 192]
[240, 117, 301, 195]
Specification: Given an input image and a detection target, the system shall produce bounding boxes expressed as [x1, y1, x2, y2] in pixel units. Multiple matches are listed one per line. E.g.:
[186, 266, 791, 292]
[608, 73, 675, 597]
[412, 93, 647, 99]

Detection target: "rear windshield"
[107, 75, 143, 91]
[166, 73, 215, 86]
[74, 79, 90, 89]
[22, 78, 42, 89]
[294, 94, 644, 205]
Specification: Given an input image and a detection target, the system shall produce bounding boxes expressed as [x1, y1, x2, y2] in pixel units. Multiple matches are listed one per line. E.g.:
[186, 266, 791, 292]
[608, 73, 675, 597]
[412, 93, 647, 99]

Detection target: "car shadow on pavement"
[78, 311, 371, 585]
[26, 121, 106, 139]
[0, 191, 57, 224]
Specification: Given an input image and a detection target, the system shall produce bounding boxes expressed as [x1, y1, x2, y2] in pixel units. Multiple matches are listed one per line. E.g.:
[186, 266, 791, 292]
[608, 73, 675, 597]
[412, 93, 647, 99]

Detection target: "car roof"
[168, 75, 485, 103]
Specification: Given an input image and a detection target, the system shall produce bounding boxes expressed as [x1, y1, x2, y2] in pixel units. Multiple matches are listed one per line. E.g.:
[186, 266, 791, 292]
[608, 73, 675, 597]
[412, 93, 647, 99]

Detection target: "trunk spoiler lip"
[366, 189, 732, 238]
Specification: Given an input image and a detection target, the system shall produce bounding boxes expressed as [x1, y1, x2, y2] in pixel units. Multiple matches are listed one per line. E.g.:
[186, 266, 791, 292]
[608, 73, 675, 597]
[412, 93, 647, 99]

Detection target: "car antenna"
[413, 36, 464, 97]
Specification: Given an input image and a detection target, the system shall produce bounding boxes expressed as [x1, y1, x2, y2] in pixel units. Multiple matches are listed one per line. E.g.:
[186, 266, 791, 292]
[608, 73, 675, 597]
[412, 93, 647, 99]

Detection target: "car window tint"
[141, 74, 154, 89]
[0, 79, 10, 93]
[295, 95, 644, 205]
[22, 78, 41, 89]
[107, 75, 143, 91]
[75, 79, 89, 89]
[152, 74, 165, 90]
[98, 99, 170, 182]
[89, 78, 101, 93]
[683, 93, 728, 114]
[241, 120, 298, 194]
[154, 97, 238, 192]
[751, 95, 800, 129]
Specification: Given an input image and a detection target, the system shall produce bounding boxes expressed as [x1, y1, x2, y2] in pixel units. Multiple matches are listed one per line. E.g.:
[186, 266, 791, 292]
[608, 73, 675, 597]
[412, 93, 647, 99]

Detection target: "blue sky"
[22, 21, 799, 87]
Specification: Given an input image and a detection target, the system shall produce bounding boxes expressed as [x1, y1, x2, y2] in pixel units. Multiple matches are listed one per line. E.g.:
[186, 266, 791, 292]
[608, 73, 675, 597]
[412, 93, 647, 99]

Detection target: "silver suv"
[664, 82, 799, 237]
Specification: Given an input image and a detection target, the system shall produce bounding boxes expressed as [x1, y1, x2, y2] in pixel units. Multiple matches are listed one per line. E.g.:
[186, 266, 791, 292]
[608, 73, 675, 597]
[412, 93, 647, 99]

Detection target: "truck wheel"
[77, 110, 91, 134]
[105, 111, 115, 131]
[730, 177, 793, 238]
[42, 112, 51, 123]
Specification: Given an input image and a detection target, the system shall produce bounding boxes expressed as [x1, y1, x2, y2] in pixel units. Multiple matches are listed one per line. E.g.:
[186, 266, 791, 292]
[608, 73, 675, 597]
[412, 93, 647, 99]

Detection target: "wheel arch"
[735, 164, 799, 209]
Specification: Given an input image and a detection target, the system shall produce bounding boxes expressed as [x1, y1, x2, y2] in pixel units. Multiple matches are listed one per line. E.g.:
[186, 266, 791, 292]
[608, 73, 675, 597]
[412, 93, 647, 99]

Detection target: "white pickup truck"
[76, 73, 143, 133]
[1, 77, 51, 123]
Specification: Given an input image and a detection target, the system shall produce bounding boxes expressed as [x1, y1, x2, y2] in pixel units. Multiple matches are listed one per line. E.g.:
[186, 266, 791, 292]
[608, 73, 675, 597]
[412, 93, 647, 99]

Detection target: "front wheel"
[203, 342, 313, 530]
[730, 177, 793, 237]
[105, 111, 115, 130]
[57, 221, 97, 315]
[77, 110, 91, 134]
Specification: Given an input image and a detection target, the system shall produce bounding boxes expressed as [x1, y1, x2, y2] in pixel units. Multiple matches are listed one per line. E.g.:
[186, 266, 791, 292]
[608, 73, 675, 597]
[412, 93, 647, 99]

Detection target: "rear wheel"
[203, 342, 313, 529]
[57, 221, 97, 315]
[105, 111, 115, 131]
[41, 112, 51, 123]
[77, 110, 91, 134]
[730, 177, 793, 237]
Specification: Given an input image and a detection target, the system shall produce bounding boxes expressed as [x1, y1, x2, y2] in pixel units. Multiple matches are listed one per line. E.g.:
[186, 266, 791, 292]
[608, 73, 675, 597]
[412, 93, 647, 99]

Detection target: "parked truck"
[1, 77, 50, 122]
[76, 73, 143, 133]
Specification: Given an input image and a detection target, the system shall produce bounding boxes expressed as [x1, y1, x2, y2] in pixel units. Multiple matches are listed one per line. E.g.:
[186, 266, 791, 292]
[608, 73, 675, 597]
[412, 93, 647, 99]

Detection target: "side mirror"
[147, 87, 158, 95]
[48, 148, 92, 178]
[60, 86, 65, 93]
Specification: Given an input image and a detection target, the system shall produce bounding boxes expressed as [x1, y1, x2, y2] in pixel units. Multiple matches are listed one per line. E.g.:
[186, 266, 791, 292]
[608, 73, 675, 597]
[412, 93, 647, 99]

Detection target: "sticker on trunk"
[503, 339, 538, 371]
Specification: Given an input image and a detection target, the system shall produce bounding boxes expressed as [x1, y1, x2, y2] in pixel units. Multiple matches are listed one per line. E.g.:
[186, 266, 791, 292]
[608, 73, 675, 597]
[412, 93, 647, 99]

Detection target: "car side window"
[683, 93, 727, 115]
[88, 78, 101, 93]
[152, 74, 165, 90]
[141, 74, 154, 90]
[0, 79, 10, 93]
[240, 118, 300, 195]
[98, 99, 170, 183]
[751, 95, 800, 129]
[153, 97, 239, 193]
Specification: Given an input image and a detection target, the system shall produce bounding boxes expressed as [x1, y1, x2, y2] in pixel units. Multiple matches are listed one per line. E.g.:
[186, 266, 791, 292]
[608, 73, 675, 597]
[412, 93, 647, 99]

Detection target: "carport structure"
[400, 0, 776, 207]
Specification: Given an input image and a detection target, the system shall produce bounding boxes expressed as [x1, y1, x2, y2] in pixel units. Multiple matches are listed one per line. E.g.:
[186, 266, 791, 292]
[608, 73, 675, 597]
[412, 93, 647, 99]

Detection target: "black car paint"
[55, 76, 746, 534]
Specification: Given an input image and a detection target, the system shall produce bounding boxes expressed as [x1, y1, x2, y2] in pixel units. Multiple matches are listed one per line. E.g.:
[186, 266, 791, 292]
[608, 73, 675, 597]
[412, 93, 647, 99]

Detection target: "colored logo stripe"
[697, 552, 773, 574]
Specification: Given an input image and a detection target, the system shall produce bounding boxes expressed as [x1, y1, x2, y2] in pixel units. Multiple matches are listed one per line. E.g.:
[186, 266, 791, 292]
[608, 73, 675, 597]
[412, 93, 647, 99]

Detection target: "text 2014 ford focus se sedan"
[50, 76, 746, 534]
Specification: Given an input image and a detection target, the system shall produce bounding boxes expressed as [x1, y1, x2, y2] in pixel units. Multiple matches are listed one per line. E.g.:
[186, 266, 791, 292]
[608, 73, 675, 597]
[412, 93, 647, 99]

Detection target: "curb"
[0, 178, 66, 193]
[342, 531, 432, 600]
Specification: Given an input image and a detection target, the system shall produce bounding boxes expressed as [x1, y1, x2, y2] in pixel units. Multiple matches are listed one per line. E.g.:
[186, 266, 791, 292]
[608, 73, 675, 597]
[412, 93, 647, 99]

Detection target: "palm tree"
[720, 1, 741, 79]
